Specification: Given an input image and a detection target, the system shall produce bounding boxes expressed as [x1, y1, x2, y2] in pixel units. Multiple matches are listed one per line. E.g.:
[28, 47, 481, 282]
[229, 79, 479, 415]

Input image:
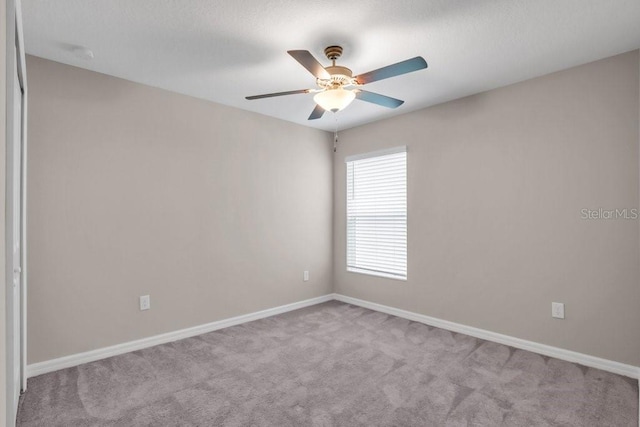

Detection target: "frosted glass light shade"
[313, 88, 356, 112]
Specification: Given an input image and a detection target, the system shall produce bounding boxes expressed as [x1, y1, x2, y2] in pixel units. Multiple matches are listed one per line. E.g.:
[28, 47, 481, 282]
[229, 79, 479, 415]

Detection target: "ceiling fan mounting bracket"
[324, 45, 343, 61]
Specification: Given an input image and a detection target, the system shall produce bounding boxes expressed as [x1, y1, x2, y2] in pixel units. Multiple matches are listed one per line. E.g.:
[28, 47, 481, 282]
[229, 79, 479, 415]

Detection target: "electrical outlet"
[303, 271, 309, 282]
[551, 302, 564, 319]
[139, 295, 151, 311]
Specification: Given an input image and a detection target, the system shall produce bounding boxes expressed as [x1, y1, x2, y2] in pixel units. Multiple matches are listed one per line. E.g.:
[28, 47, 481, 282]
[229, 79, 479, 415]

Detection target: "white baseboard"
[28, 292, 640, 382]
[27, 294, 334, 378]
[333, 293, 640, 380]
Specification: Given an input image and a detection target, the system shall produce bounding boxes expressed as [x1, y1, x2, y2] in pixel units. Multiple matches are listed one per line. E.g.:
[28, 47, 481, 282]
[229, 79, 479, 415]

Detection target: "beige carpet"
[18, 301, 638, 426]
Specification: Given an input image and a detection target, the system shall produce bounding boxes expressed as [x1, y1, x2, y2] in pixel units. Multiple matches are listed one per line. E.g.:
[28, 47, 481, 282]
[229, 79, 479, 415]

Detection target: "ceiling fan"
[245, 46, 428, 120]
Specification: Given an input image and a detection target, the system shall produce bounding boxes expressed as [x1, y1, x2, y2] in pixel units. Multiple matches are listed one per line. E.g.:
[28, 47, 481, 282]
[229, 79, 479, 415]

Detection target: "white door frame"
[5, 0, 27, 424]
[16, 0, 28, 394]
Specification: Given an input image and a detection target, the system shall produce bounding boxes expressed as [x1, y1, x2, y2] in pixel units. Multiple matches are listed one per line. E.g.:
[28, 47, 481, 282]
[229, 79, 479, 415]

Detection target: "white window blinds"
[346, 147, 407, 280]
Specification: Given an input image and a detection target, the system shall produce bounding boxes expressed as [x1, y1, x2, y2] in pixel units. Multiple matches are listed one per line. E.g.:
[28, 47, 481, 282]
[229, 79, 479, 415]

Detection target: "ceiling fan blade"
[308, 104, 325, 120]
[355, 90, 404, 108]
[245, 89, 310, 100]
[288, 50, 331, 80]
[355, 57, 427, 85]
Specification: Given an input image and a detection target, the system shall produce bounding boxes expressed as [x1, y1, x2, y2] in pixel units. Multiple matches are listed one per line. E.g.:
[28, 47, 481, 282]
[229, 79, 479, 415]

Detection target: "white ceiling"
[22, 0, 640, 131]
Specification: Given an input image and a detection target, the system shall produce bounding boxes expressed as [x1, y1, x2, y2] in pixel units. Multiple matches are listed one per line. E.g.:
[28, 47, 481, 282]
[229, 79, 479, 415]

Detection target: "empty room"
[2, 0, 640, 426]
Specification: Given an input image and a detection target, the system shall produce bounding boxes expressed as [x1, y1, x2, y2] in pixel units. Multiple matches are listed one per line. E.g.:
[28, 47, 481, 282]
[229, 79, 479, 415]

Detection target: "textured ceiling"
[22, 0, 640, 131]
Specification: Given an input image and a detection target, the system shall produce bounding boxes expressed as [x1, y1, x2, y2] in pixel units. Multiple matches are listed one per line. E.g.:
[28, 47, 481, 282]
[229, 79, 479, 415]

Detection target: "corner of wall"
[1, 0, 8, 423]
[331, 129, 338, 294]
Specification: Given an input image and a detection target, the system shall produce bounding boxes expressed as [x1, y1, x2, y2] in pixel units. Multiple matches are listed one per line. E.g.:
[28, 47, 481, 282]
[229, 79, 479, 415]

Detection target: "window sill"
[347, 268, 407, 282]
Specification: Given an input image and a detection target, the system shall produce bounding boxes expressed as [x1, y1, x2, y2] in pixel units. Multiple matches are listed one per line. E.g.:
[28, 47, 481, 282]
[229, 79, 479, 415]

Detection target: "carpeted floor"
[17, 301, 638, 426]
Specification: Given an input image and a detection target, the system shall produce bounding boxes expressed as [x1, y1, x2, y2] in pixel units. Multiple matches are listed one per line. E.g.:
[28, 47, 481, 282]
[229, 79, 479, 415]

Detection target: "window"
[346, 147, 407, 280]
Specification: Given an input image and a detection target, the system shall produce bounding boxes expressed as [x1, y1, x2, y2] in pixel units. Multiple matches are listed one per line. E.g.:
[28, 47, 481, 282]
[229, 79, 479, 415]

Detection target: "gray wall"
[334, 50, 640, 366]
[26, 56, 334, 364]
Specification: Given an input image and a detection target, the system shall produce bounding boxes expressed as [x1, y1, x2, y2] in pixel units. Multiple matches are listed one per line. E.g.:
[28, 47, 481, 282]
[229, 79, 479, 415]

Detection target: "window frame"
[345, 146, 407, 281]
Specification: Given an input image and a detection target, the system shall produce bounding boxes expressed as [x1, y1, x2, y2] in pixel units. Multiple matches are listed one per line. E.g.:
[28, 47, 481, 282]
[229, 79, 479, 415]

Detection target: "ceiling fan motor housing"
[316, 46, 356, 89]
[318, 65, 354, 89]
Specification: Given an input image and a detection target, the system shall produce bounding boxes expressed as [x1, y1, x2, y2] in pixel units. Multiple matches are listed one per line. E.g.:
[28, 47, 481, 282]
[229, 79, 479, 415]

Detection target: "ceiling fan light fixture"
[313, 88, 356, 113]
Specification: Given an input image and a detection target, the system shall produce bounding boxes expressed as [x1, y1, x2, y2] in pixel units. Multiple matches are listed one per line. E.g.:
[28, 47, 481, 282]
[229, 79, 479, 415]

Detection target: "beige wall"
[334, 50, 640, 366]
[1, 0, 7, 423]
[26, 56, 333, 363]
[26, 50, 640, 368]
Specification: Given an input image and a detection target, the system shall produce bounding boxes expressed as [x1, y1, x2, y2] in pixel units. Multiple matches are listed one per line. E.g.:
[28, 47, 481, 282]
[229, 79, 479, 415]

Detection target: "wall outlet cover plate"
[140, 295, 151, 311]
[551, 302, 564, 319]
